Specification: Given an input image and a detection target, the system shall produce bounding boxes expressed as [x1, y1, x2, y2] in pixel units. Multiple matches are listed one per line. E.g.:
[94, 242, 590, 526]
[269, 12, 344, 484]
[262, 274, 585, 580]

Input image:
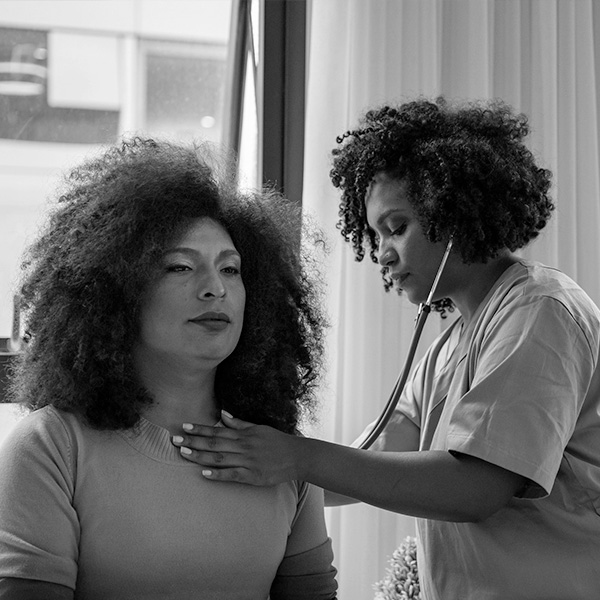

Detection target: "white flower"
[373, 536, 421, 600]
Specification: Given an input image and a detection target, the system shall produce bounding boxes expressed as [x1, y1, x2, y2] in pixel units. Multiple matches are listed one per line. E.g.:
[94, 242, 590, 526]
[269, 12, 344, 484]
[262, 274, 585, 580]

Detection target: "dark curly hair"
[330, 96, 554, 312]
[9, 137, 326, 434]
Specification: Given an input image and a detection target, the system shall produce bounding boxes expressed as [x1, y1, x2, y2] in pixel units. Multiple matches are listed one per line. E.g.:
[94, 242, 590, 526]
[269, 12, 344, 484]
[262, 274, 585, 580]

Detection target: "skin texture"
[368, 174, 451, 306]
[136, 218, 245, 370]
[136, 218, 246, 433]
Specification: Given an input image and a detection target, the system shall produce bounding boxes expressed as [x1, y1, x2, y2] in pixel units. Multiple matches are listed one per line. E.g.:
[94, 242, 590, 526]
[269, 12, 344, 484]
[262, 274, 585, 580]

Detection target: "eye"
[391, 222, 407, 236]
[221, 265, 241, 275]
[165, 264, 192, 273]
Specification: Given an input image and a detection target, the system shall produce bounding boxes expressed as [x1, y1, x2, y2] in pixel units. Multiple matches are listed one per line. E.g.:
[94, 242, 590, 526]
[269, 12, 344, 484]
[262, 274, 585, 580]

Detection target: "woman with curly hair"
[0, 138, 337, 599]
[176, 98, 600, 599]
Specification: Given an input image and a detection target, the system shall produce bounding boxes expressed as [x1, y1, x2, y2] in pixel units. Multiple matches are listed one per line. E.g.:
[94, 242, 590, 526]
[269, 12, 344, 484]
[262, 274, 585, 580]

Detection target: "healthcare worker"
[173, 97, 600, 600]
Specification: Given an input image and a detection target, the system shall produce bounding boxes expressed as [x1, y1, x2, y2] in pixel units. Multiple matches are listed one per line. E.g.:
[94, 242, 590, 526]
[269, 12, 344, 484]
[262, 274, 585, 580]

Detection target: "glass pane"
[238, 37, 259, 190]
[0, 26, 120, 143]
[142, 40, 227, 143]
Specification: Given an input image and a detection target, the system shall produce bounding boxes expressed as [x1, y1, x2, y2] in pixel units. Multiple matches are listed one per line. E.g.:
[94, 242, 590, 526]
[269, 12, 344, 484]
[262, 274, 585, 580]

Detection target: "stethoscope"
[358, 237, 454, 450]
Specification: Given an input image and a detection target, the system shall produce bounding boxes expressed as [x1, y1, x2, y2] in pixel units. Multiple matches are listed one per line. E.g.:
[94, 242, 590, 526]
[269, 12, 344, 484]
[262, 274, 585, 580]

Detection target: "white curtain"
[301, 1, 600, 598]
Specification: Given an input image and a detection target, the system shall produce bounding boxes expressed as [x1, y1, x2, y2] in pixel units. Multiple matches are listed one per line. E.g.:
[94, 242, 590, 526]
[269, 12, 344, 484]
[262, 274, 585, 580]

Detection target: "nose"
[197, 270, 226, 299]
[377, 242, 398, 267]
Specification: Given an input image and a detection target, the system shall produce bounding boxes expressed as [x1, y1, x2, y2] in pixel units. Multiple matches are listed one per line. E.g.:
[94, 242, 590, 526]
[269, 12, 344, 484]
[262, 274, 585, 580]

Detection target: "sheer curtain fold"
[303, 1, 600, 598]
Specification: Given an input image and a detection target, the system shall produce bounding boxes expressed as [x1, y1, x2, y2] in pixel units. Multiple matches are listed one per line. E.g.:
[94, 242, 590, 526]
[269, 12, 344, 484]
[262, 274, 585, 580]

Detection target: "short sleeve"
[446, 296, 597, 496]
[0, 408, 80, 587]
[269, 482, 337, 599]
[355, 404, 421, 452]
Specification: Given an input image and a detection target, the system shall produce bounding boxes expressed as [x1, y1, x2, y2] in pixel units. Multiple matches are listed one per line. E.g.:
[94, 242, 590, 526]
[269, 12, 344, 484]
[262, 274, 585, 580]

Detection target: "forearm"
[0, 578, 73, 600]
[298, 438, 524, 522]
[324, 489, 359, 507]
[175, 415, 524, 520]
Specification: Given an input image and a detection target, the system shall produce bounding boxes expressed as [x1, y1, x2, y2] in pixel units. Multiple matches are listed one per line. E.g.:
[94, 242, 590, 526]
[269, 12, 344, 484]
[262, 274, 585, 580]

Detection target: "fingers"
[220, 410, 255, 429]
[177, 444, 232, 467]
[172, 429, 240, 455]
[181, 422, 240, 441]
[171, 413, 256, 458]
[172, 422, 251, 472]
[176, 410, 255, 438]
[170, 417, 297, 487]
[172, 437, 268, 486]
[201, 467, 256, 484]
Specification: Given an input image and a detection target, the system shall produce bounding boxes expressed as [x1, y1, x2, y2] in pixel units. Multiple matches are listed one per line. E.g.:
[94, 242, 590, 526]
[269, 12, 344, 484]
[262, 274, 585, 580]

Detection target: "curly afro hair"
[10, 137, 326, 434]
[330, 96, 554, 311]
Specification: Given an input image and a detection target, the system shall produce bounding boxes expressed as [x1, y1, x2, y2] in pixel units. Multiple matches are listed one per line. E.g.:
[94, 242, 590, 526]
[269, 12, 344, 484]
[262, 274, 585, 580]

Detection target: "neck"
[449, 252, 519, 324]
[134, 349, 220, 436]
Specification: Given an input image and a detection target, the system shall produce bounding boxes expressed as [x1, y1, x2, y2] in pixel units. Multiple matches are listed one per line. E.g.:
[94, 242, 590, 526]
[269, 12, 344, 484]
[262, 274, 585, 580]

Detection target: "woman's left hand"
[172, 411, 304, 486]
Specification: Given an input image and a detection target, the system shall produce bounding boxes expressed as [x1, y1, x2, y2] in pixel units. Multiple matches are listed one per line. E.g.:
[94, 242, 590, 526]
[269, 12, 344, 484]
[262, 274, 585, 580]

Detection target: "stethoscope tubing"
[358, 238, 454, 450]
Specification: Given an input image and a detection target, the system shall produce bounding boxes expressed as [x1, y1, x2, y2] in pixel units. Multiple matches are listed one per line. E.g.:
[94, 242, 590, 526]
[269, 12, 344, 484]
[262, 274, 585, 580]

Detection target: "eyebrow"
[163, 247, 241, 260]
[371, 208, 408, 228]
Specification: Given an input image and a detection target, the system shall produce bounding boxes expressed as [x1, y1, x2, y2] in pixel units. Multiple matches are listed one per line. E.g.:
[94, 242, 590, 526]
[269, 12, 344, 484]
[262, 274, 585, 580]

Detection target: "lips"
[191, 311, 231, 323]
[189, 312, 231, 331]
[390, 273, 409, 286]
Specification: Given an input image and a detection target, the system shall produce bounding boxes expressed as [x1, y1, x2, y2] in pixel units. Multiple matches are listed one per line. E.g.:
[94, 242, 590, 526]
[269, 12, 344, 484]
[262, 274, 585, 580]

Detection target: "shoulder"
[486, 260, 600, 352]
[0, 406, 85, 465]
[5, 405, 82, 437]
[499, 260, 598, 313]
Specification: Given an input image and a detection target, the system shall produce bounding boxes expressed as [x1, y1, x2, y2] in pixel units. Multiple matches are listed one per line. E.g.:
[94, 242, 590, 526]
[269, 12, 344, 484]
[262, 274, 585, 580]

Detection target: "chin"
[184, 348, 231, 366]
[402, 289, 423, 306]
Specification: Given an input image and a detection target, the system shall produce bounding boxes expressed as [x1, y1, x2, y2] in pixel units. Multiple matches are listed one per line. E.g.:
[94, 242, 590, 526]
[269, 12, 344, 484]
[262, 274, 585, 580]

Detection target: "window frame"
[227, 0, 306, 204]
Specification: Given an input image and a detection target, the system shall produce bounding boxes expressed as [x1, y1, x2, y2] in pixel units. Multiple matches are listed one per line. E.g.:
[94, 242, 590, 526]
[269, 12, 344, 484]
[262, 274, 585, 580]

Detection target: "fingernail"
[172, 436, 183, 444]
[221, 410, 233, 419]
[202, 470, 213, 477]
[182, 423, 193, 431]
[180, 447, 192, 455]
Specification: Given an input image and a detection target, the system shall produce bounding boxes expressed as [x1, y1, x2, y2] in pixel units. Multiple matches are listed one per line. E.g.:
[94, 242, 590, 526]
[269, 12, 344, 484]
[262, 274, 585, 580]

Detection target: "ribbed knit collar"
[118, 417, 195, 465]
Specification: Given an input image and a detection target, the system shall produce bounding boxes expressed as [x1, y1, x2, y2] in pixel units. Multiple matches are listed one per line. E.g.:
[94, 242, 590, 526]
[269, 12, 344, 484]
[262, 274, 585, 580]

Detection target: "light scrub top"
[0, 406, 338, 599]
[370, 260, 600, 600]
